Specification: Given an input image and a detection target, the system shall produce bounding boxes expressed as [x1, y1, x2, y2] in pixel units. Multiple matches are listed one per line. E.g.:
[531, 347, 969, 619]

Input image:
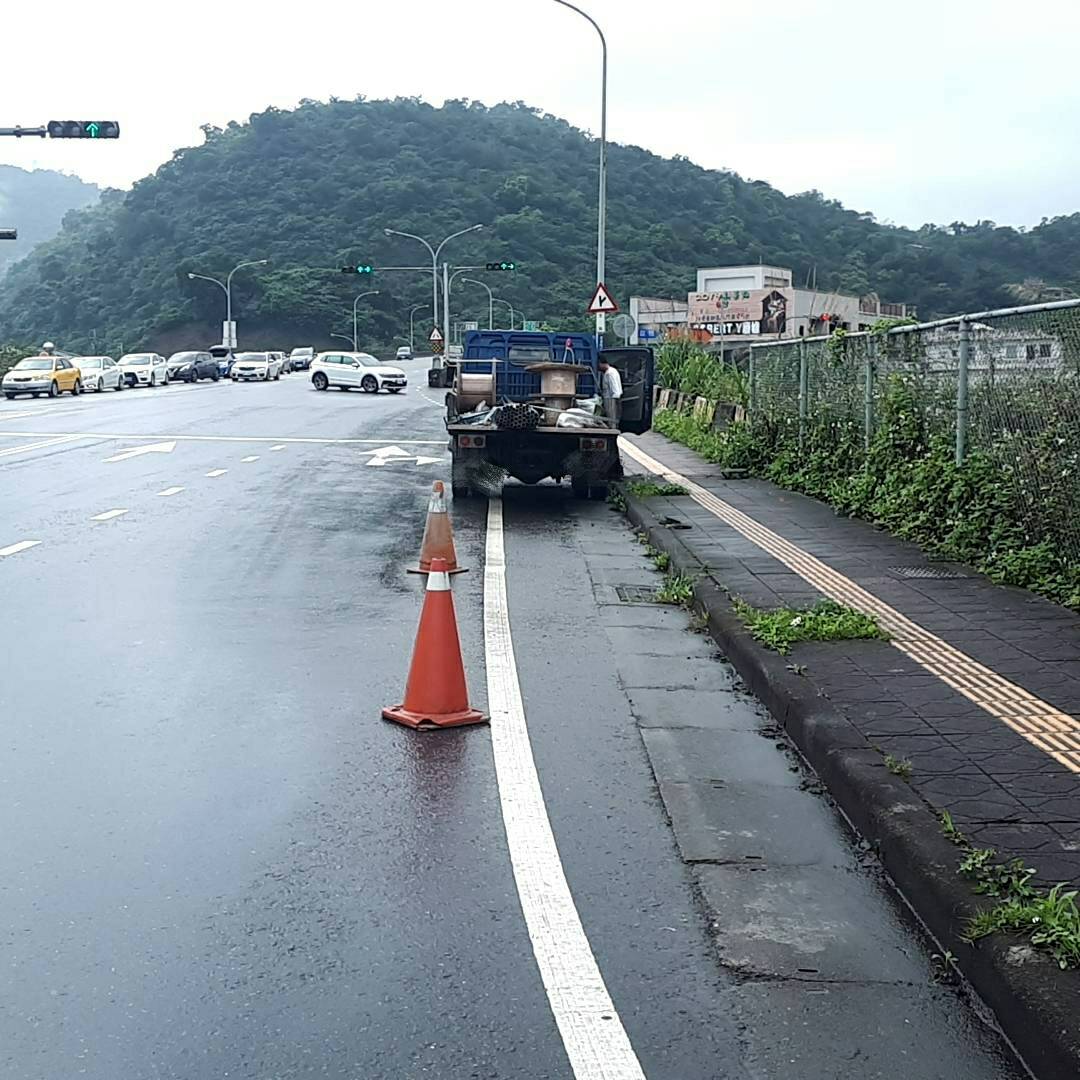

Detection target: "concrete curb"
[622, 486, 1080, 1080]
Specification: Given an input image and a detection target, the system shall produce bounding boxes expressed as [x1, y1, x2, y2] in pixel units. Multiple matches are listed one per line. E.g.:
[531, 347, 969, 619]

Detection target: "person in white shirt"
[598, 357, 623, 427]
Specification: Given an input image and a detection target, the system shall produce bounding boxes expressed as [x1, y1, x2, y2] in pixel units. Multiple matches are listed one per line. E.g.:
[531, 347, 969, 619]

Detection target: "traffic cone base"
[382, 558, 487, 731]
[410, 480, 467, 574]
[381, 703, 487, 730]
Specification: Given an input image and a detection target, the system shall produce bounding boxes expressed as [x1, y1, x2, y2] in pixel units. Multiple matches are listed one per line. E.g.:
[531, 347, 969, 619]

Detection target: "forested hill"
[0, 165, 100, 275]
[1, 96, 1079, 352]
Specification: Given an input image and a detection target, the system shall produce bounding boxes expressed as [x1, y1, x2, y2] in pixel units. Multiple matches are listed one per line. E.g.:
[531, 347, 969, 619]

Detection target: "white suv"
[310, 352, 408, 394]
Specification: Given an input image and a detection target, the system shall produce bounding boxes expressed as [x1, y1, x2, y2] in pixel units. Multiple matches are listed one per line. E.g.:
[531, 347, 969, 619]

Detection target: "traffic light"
[485, 261, 516, 271]
[340, 264, 374, 274]
[47, 121, 120, 139]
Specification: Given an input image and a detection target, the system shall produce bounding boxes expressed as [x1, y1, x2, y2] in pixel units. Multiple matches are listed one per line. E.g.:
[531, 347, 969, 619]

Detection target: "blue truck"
[445, 330, 654, 499]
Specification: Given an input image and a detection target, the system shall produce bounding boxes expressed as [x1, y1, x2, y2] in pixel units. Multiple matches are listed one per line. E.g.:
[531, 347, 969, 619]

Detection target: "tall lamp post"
[187, 258, 268, 349]
[352, 290, 380, 351]
[552, 0, 607, 340]
[329, 332, 355, 348]
[461, 278, 495, 330]
[382, 225, 483, 335]
[408, 302, 427, 353]
[493, 297, 516, 330]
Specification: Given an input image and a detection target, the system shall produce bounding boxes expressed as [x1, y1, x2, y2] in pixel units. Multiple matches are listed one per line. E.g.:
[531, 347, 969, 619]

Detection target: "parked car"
[208, 344, 235, 378]
[72, 355, 126, 393]
[396, 345, 413, 361]
[119, 353, 170, 387]
[267, 351, 288, 375]
[232, 351, 282, 381]
[2, 354, 84, 399]
[289, 346, 315, 371]
[168, 351, 220, 383]
[310, 352, 408, 393]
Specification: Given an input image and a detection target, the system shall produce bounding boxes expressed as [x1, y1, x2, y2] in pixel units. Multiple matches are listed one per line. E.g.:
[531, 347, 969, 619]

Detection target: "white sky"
[3, 0, 1078, 228]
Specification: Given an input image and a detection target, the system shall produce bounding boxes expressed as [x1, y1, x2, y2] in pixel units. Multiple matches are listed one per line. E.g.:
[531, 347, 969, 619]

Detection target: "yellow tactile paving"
[621, 437, 1080, 774]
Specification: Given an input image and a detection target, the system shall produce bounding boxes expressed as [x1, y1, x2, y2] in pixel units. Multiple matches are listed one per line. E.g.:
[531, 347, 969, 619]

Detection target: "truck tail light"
[458, 434, 486, 449]
[579, 436, 609, 451]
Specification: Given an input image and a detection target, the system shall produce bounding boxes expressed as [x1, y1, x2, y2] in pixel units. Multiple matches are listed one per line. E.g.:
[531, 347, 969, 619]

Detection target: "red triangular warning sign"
[587, 282, 618, 315]
[429, 326, 444, 342]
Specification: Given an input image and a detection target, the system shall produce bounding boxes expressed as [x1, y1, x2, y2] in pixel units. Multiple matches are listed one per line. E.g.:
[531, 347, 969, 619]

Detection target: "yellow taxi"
[2, 355, 84, 399]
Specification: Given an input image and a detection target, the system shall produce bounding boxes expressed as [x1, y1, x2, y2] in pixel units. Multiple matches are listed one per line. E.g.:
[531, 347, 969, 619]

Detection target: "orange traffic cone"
[408, 481, 467, 574]
[383, 557, 487, 730]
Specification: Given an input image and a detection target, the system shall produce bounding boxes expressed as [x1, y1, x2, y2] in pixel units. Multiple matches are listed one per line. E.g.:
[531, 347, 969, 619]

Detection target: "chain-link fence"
[747, 299, 1080, 563]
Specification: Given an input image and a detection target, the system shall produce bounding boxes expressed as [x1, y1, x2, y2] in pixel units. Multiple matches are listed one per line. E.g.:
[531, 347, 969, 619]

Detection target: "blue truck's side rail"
[461, 331, 599, 401]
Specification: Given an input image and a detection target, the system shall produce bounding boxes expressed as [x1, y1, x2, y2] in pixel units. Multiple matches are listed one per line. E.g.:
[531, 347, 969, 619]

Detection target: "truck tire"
[451, 457, 476, 499]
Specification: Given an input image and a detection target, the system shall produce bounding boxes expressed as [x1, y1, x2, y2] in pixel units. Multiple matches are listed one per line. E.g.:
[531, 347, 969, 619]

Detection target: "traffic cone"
[383, 557, 487, 730]
[408, 481, 467, 574]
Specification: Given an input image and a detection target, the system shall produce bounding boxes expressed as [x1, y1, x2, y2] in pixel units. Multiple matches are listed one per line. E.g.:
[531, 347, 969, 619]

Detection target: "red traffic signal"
[47, 121, 120, 139]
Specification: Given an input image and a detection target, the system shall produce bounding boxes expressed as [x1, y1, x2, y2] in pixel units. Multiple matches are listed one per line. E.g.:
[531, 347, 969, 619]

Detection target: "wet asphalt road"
[0, 366, 1026, 1079]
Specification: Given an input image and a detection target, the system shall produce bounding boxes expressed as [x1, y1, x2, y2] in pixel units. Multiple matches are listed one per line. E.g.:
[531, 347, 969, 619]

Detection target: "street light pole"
[352, 289, 380, 352]
[408, 303, 426, 353]
[552, 0, 607, 339]
[383, 225, 484, 339]
[493, 297, 516, 329]
[461, 278, 495, 330]
[329, 332, 354, 348]
[188, 259, 267, 349]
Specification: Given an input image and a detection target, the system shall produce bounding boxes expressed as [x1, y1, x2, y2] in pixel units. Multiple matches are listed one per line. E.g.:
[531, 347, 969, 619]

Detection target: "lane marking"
[0, 540, 42, 558]
[620, 437, 1080, 774]
[0, 430, 445, 446]
[270, 445, 286, 451]
[91, 509, 128, 522]
[240, 455, 259, 463]
[205, 469, 227, 478]
[0, 407, 81, 422]
[0, 434, 85, 458]
[484, 497, 647, 1080]
[157, 486, 185, 497]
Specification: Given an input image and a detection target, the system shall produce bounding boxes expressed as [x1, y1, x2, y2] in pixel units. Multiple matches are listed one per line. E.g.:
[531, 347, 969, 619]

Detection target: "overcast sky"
[3, 0, 1077, 228]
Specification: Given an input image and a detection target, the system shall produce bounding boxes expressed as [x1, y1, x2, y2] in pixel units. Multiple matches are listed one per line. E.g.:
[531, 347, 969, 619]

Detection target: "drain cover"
[889, 565, 971, 580]
[616, 584, 662, 603]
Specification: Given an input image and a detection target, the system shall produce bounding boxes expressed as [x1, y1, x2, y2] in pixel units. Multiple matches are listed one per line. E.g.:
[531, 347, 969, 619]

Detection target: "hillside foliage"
[2, 97, 1080, 353]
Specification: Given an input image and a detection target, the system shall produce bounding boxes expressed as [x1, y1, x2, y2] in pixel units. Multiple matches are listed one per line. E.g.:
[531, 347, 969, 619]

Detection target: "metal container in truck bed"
[446, 331, 654, 499]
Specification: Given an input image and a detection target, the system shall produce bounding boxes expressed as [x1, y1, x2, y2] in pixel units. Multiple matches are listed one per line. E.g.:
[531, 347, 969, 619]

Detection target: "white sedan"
[310, 352, 408, 393]
[73, 355, 126, 393]
[232, 352, 282, 382]
[119, 353, 170, 387]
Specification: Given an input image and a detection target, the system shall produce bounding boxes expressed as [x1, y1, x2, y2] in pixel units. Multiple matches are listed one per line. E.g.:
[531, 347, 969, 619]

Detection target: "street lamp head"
[383, 228, 393, 236]
[187, 272, 195, 279]
[471, 224, 484, 232]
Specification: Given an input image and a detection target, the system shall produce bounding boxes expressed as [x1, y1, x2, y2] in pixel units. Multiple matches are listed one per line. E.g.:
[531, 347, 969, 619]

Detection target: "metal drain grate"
[889, 564, 972, 580]
[615, 584, 662, 603]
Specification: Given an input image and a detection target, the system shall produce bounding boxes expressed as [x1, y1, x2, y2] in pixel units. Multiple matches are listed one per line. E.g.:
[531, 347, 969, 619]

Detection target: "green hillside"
[1, 96, 1079, 353]
[0, 165, 100, 275]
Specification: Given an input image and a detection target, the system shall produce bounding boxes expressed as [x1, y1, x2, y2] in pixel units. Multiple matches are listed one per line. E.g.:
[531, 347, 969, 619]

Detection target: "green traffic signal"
[340, 265, 375, 274]
[356, 265, 373, 274]
[485, 261, 516, 271]
[46, 120, 120, 139]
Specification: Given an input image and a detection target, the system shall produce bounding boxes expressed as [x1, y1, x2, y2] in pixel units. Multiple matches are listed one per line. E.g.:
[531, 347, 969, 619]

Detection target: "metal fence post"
[798, 339, 808, 452]
[955, 318, 970, 465]
[864, 336, 876, 451]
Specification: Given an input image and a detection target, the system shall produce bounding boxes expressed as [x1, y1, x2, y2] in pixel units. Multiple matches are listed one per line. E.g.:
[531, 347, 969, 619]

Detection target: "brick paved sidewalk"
[622, 430, 1080, 891]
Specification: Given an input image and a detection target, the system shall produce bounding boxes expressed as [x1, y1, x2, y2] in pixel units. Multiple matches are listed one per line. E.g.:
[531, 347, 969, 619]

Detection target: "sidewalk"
[619, 428, 1080, 1079]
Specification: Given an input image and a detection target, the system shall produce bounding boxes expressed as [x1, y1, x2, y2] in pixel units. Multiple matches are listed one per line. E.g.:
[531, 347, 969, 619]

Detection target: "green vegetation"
[624, 478, 687, 498]
[883, 754, 914, 781]
[654, 374, 1080, 612]
[657, 340, 749, 403]
[4, 97, 1080, 350]
[655, 573, 695, 606]
[733, 598, 886, 655]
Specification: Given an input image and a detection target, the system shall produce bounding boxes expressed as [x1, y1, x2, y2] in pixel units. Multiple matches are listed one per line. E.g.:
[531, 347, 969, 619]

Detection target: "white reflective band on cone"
[426, 569, 451, 592]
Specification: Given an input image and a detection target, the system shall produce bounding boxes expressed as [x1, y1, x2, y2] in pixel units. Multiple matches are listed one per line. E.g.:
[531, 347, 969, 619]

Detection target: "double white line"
[0, 434, 87, 459]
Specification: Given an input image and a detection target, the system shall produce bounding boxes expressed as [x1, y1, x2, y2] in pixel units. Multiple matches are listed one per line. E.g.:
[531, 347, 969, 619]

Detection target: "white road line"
[0, 540, 42, 558]
[240, 455, 259, 462]
[484, 498, 647, 1080]
[0, 434, 85, 458]
[270, 444, 286, 451]
[0, 407, 81, 422]
[91, 509, 128, 522]
[205, 469, 227, 478]
[157, 486, 185, 497]
[0, 430, 446, 446]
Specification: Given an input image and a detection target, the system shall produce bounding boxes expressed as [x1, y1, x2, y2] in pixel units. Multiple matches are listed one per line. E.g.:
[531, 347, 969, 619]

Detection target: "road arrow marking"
[415, 456, 442, 465]
[92, 509, 128, 522]
[105, 440, 176, 463]
[157, 486, 185, 497]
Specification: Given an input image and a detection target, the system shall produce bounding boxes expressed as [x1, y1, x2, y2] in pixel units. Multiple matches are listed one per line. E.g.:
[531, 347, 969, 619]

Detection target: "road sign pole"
[442, 262, 451, 362]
